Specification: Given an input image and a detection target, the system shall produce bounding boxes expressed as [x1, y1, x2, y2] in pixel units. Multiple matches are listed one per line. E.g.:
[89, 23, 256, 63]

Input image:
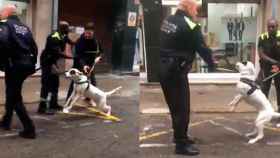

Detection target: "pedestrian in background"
[0, 4, 38, 139]
[38, 21, 73, 114]
[159, 0, 215, 155]
[66, 22, 103, 100]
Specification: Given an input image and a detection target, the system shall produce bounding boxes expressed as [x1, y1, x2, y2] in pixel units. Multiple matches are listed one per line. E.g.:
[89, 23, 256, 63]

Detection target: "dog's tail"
[105, 86, 122, 96]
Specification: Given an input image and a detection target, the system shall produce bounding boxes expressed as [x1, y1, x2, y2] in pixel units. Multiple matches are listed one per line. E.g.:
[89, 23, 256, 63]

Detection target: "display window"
[162, 0, 259, 73]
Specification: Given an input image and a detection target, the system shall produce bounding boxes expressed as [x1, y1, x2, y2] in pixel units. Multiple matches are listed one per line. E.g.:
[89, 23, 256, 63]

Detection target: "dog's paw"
[63, 109, 69, 113]
[276, 123, 280, 128]
[248, 139, 257, 144]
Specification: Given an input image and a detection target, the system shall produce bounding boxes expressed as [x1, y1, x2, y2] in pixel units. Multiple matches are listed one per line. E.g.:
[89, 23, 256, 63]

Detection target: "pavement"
[140, 83, 280, 158]
[0, 73, 139, 158]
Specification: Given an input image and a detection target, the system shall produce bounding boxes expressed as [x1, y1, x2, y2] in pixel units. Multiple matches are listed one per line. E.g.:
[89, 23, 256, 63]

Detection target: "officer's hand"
[95, 56, 102, 64]
[83, 65, 90, 74]
[271, 65, 280, 73]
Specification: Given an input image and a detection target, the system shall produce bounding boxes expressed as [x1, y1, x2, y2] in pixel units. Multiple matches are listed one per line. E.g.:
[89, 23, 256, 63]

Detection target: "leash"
[262, 71, 280, 82]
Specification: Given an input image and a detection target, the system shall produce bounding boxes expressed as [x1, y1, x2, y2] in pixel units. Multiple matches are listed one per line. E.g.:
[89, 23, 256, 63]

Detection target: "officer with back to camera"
[0, 5, 38, 139]
[159, 0, 215, 155]
[37, 21, 73, 114]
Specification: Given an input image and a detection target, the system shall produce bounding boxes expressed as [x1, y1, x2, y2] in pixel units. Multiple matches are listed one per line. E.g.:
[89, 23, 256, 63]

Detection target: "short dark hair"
[85, 22, 95, 30]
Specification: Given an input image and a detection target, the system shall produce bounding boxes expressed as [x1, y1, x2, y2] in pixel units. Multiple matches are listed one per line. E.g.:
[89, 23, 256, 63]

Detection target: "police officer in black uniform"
[0, 5, 37, 139]
[159, 0, 215, 155]
[258, 19, 280, 112]
[37, 21, 73, 114]
[66, 22, 103, 99]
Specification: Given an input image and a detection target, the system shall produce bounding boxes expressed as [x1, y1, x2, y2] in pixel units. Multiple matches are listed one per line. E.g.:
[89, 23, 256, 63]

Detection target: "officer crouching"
[38, 21, 73, 114]
[0, 5, 38, 139]
[159, 0, 215, 155]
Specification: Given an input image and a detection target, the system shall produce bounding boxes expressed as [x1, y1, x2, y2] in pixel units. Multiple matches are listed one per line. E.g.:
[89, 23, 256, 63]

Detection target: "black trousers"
[259, 63, 280, 112]
[2, 67, 35, 131]
[159, 57, 190, 144]
[39, 66, 59, 107]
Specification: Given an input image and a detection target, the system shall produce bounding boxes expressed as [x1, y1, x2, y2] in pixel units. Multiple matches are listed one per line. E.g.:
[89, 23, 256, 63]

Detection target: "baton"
[262, 71, 280, 82]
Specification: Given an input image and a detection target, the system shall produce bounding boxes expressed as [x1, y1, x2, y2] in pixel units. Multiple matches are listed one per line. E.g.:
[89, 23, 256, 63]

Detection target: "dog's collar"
[74, 80, 90, 85]
[240, 78, 259, 95]
[74, 80, 91, 91]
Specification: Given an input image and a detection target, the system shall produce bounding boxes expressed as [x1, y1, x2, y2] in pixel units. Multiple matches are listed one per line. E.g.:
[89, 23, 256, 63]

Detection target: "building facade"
[142, 0, 280, 83]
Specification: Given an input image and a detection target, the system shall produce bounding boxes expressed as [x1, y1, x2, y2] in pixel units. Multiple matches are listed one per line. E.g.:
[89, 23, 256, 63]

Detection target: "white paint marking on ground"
[209, 120, 243, 136]
[0, 129, 45, 138]
[266, 142, 280, 146]
[79, 122, 95, 127]
[61, 125, 76, 129]
[32, 115, 67, 125]
[139, 143, 172, 148]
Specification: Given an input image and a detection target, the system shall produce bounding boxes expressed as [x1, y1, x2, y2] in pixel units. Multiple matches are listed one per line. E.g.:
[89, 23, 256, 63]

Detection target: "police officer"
[258, 19, 280, 112]
[159, 0, 215, 155]
[0, 5, 37, 139]
[37, 21, 73, 114]
[66, 22, 103, 99]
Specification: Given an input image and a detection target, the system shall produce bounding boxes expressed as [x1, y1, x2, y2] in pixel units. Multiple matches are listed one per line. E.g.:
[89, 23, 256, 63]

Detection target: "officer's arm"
[258, 37, 279, 64]
[194, 27, 215, 71]
[49, 36, 72, 59]
[75, 39, 87, 68]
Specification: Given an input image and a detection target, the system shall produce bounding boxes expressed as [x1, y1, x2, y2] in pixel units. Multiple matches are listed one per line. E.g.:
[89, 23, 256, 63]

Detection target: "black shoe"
[175, 144, 200, 156]
[37, 102, 47, 114]
[0, 121, 10, 130]
[19, 130, 36, 139]
[173, 137, 196, 145]
[49, 104, 63, 111]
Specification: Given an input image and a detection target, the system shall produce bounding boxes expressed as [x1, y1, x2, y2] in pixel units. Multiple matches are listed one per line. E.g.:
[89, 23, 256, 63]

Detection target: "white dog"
[228, 61, 280, 144]
[64, 68, 122, 115]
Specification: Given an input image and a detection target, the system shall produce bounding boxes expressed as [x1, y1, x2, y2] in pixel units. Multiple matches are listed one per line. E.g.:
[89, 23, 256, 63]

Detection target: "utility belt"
[160, 50, 194, 68]
[240, 78, 260, 95]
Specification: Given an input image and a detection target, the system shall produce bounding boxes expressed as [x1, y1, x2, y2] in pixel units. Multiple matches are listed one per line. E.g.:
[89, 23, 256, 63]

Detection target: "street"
[0, 74, 139, 158]
[140, 84, 280, 158]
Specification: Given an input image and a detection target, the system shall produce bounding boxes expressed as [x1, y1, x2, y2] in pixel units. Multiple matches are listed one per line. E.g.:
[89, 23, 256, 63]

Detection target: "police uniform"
[38, 31, 71, 113]
[0, 15, 37, 138]
[159, 10, 214, 146]
[66, 34, 102, 99]
[258, 30, 280, 112]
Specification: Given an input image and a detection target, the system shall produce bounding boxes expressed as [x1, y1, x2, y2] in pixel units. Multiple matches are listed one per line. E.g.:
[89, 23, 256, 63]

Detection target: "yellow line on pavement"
[265, 125, 280, 133]
[139, 119, 211, 141]
[74, 103, 121, 122]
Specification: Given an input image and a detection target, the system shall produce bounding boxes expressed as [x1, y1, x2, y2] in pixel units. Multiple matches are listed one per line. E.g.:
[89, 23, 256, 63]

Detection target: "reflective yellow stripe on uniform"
[260, 32, 269, 40]
[277, 30, 280, 37]
[184, 16, 197, 30]
[51, 32, 62, 40]
[0, 19, 7, 23]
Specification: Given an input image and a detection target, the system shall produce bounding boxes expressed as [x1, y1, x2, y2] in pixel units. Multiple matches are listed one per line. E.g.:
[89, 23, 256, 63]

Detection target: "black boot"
[37, 101, 54, 115]
[175, 143, 200, 156]
[19, 129, 36, 139]
[49, 94, 63, 111]
[0, 120, 11, 130]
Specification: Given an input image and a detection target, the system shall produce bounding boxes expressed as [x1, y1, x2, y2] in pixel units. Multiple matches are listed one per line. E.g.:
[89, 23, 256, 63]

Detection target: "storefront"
[142, 0, 279, 83]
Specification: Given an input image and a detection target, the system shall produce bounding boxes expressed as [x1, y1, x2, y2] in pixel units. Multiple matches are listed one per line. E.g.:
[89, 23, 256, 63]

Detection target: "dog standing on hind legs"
[64, 68, 122, 115]
[228, 61, 280, 144]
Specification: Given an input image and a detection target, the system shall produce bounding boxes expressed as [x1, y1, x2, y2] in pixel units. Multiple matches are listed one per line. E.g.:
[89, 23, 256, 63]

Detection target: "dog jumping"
[228, 61, 280, 144]
[64, 68, 122, 115]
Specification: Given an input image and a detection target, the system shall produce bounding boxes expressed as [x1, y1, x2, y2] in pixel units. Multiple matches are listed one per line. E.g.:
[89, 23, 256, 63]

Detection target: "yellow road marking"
[139, 119, 211, 141]
[67, 103, 121, 122]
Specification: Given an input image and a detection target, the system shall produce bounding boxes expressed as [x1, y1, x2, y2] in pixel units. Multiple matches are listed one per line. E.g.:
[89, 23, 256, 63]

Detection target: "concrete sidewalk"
[140, 83, 278, 114]
[0, 73, 139, 105]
